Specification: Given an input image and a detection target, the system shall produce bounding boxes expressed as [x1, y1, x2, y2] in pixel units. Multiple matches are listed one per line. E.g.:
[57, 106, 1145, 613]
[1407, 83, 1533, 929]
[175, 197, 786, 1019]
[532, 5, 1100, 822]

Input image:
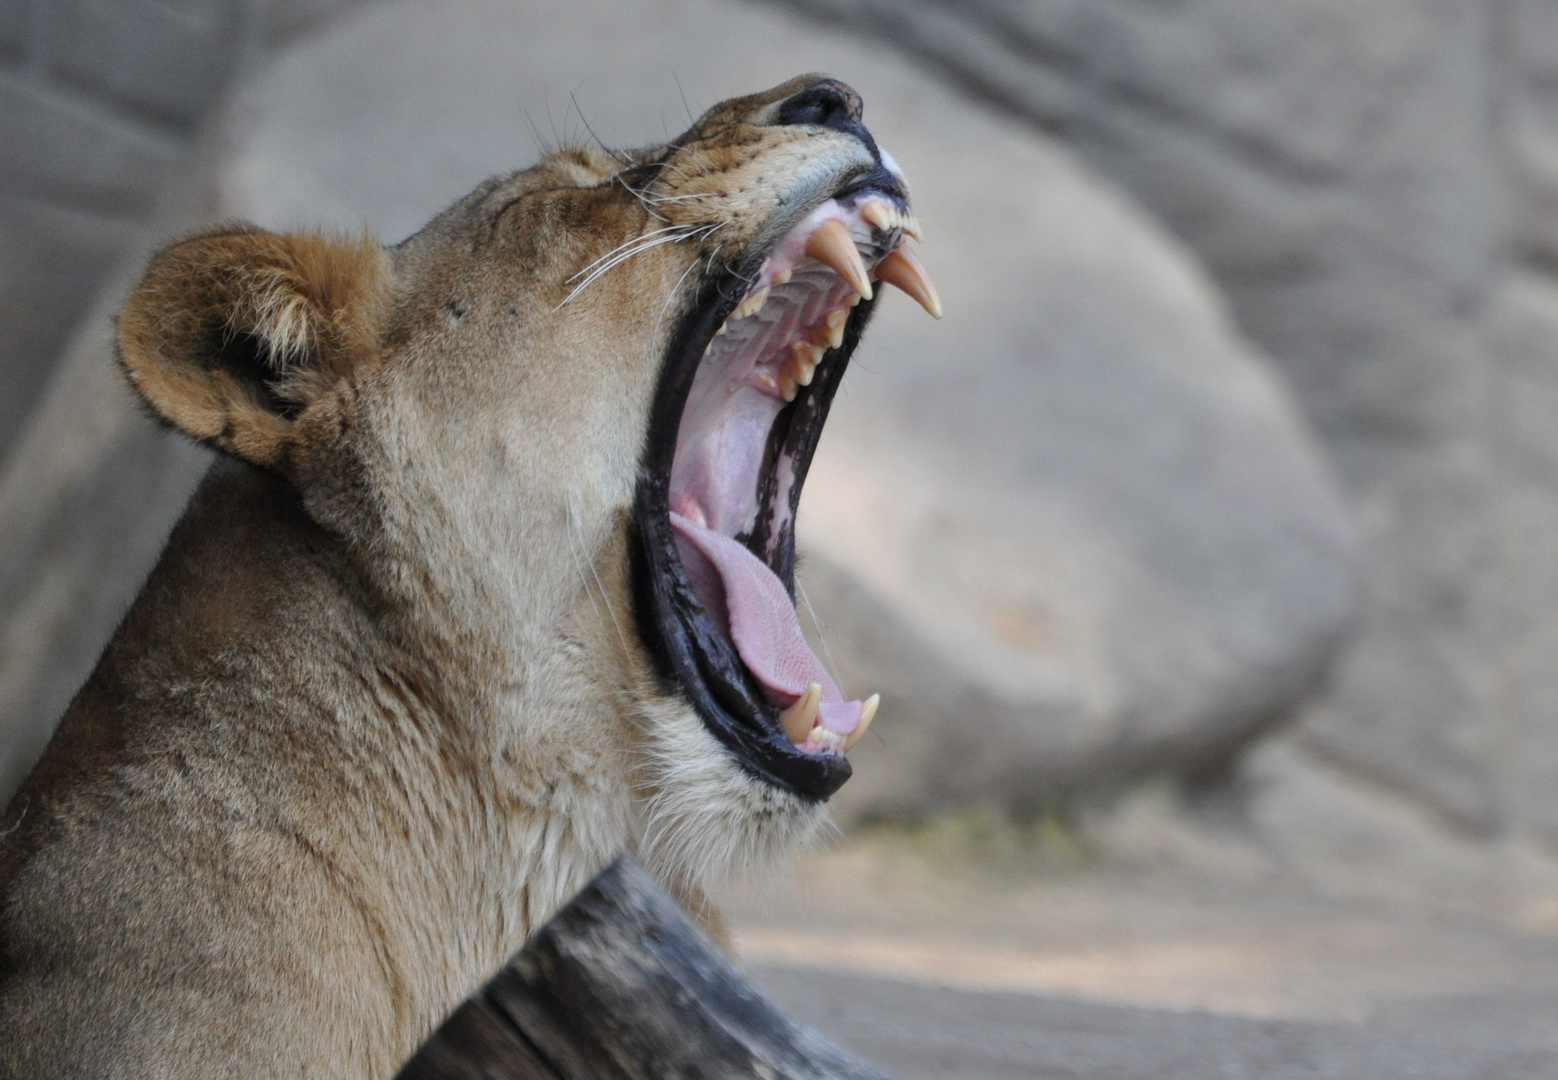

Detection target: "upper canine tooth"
[876, 247, 942, 319]
[843, 693, 880, 753]
[861, 199, 893, 232]
[805, 219, 873, 301]
[781, 683, 823, 744]
[903, 213, 924, 242]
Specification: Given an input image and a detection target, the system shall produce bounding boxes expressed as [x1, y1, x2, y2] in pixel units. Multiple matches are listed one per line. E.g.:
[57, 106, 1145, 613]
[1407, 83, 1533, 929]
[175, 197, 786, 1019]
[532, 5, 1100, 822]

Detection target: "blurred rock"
[209, 0, 1356, 819]
[0, 0, 373, 464]
[0, 160, 221, 803]
[763, 0, 1558, 851]
[796, 126, 1358, 819]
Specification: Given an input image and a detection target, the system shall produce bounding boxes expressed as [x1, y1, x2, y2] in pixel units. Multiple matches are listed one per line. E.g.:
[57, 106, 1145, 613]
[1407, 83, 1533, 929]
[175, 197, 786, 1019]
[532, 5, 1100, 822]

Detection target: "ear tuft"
[117, 225, 390, 469]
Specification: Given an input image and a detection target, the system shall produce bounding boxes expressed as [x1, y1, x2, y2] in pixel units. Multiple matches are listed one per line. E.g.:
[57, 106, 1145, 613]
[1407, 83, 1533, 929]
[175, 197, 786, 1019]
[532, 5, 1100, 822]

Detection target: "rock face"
[762, 0, 1558, 845]
[0, 0, 369, 463]
[0, 0, 1358, 819]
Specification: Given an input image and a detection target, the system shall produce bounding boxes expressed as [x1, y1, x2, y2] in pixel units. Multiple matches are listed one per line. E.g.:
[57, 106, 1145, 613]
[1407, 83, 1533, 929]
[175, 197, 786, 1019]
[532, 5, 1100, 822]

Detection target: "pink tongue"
[671, 513, 862, 736]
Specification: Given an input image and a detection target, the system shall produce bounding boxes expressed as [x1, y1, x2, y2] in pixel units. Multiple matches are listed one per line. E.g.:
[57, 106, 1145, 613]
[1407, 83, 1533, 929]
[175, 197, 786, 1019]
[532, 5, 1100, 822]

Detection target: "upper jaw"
[631, 177, 938, 802]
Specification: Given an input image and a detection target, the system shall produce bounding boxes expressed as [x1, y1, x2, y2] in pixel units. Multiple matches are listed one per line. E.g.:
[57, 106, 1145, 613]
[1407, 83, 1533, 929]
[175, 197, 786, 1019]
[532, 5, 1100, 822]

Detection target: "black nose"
[775, 80, 863, 134]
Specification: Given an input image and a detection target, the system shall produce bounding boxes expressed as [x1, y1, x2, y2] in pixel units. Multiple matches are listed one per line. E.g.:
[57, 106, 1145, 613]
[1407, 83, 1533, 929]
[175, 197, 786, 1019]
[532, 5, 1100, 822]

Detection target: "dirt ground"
[714, 801, 1558, 1079]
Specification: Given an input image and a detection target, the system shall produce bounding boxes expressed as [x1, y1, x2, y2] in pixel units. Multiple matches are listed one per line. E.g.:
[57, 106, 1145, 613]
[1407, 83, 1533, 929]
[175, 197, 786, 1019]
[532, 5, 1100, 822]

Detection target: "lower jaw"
[630, 464, 857, 802]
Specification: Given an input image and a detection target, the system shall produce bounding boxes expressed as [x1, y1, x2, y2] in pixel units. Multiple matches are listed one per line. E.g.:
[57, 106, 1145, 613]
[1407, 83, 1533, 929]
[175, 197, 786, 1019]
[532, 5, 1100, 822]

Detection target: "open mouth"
[633, 187, 941, 801]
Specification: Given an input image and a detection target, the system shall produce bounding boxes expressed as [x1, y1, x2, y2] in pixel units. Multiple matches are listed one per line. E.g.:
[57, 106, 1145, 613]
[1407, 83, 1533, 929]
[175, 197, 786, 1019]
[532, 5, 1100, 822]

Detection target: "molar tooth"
[826, 307, 848, 348]
[779, 368, 799, 402]
[781, 683, 822, 744]
[790, 341, 822, 387]
[843, 694, 880, 753]
[805, 219, 873, 301]
[876, 247, 943, 319]
[735, 286, 770, 320]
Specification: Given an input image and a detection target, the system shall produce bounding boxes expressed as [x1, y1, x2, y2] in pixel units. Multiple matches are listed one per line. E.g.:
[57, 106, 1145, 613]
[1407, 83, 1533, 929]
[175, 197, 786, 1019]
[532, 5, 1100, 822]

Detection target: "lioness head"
[115, 76, 938, 899]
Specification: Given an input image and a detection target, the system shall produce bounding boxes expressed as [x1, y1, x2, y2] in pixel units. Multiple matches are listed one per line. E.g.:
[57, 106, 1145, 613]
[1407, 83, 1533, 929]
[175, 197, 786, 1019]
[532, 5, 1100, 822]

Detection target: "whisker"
[566, 225, 694, 285]
[555, 223, 722, 310]
[796, 580, 845, 689]
[570, 498, 632, 658]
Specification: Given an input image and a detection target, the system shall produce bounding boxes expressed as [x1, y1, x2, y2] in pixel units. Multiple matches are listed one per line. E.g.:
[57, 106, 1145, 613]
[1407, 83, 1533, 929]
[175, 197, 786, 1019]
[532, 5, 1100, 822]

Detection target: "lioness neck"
[0, 459, 636, 1075]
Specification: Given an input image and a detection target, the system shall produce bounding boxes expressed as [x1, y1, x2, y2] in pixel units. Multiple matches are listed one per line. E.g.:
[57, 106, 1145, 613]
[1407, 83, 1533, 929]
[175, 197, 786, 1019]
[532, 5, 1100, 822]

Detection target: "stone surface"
[202, 0, 1355, 821]
[0, 174, 218, 803]
[716, 822, 1558, 1079]
[53, 0, 245, 126]
[0, 195, 140, 459]
[0, 0, 372, 463]
[0, 69, 185, 215]
[760, 0, 1558, 850]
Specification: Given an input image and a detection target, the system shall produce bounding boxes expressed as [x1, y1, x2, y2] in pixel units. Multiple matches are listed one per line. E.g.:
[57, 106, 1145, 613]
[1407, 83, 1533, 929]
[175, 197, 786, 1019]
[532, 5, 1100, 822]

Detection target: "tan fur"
[0, 76, 876, 1078]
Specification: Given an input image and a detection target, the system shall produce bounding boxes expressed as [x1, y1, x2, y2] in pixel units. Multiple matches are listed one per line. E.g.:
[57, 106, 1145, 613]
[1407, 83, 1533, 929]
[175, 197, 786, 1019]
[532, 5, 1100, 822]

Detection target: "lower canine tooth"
[843, 694, 880, 753]
[781, 683, 823, 744]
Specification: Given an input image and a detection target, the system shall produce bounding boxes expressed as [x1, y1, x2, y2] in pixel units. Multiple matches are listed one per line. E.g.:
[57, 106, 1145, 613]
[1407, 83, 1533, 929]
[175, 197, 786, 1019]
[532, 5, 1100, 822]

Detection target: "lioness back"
[0, 75, 938, 1077]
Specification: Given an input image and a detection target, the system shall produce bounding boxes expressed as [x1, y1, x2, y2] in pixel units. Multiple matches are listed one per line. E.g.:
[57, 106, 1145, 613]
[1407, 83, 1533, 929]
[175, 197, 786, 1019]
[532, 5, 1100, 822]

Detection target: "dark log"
[396, 855, 891, 1080]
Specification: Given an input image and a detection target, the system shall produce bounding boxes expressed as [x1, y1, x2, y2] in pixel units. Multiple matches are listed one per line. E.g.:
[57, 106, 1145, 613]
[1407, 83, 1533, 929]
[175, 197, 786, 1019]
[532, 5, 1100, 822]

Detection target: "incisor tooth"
[781, 683, 822, 744]
[805, 219, 873, 301]
[876, 247, 943, 319]
[843, 694, 880, 753]
[808, 727, 845, 752]
[861, 199, 893, 231]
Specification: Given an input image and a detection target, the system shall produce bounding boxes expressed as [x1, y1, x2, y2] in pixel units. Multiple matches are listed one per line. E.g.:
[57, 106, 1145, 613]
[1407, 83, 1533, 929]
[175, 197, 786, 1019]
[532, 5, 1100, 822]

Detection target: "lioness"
[0, 76, 939, 1076]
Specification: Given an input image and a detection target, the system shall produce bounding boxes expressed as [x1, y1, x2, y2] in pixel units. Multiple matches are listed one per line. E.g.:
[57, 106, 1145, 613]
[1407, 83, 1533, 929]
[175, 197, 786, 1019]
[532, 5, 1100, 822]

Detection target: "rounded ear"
[116, 224, 391, 469]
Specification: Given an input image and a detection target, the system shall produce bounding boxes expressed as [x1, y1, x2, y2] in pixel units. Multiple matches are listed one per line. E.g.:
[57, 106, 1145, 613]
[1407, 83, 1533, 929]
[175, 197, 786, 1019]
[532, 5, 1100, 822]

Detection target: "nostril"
[775, 83, 859, 132]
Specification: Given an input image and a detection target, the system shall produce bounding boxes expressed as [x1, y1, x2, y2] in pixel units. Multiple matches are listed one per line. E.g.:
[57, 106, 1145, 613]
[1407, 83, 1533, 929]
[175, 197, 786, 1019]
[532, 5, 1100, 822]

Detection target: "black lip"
[630, 207, 890, 802]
